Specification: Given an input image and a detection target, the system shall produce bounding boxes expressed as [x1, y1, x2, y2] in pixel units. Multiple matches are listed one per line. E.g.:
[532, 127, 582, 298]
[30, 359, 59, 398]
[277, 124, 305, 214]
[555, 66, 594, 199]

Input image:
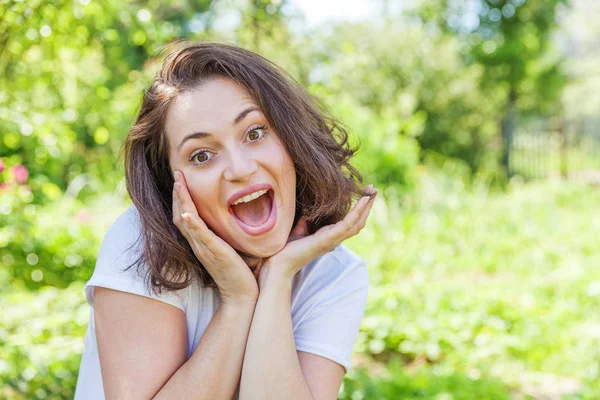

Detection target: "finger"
[285, 198, 372, 266]
[172, 182, 208, 245]
[173, 189, 195, 243]
[181, 210, 214, 245]
[350, 191, 377, 233]
[172, 180, 210, 238]
[338, 196, 371, 235]
[348, 193, 376, 238]
[316, 193, 374, 247]
[174, 182, 195, 219]
[174, 172, 200, 219]
[309, 197, 365, 251]
[362, 184, 377, 198]
[172, 185, 185, 230]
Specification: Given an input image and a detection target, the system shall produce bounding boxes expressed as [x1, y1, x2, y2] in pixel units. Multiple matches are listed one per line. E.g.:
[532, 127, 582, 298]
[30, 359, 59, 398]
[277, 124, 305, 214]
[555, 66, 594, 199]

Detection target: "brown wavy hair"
[122, 42, 363, 294]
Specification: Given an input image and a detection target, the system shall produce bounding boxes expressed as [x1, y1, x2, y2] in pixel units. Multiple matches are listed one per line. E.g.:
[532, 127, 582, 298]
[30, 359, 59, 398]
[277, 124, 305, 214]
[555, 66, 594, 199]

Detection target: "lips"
[228, 183, 273, 206]
[227, 185, 277, 236]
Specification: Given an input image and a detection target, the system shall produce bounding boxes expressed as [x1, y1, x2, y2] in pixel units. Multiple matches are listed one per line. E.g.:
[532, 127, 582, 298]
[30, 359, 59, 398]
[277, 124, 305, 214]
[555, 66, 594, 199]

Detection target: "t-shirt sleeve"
[84, 206, 186, 312]
[292, 249, 369, 373]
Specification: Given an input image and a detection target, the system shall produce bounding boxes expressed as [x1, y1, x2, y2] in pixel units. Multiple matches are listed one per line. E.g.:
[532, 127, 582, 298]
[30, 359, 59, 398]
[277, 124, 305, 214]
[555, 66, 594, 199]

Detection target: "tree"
[422, 0, 568, 175]
[0, 0, 213, 200]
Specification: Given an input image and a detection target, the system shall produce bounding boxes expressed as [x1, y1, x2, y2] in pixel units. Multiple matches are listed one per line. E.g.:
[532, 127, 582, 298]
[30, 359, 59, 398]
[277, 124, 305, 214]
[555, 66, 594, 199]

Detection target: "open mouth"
[228, 189, 277, 235]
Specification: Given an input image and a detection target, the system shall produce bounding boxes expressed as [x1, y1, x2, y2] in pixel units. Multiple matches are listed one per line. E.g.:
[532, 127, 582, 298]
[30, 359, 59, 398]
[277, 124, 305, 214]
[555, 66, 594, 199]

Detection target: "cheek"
[186, 180, 218, 221]
[281, 156, 297, 197]
[270, 142, 296, 186]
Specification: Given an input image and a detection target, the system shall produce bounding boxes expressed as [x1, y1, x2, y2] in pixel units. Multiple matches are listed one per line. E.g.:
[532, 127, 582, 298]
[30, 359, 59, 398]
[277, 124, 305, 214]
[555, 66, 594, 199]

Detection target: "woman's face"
[165, 77, 297, 257]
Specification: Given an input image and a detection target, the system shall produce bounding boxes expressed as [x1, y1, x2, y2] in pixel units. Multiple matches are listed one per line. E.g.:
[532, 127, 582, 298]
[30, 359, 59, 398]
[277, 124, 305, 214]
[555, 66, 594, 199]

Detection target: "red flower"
[0, 158, 4, 174]
[11, 164, 29, 184]
[0, 182, 16, 192]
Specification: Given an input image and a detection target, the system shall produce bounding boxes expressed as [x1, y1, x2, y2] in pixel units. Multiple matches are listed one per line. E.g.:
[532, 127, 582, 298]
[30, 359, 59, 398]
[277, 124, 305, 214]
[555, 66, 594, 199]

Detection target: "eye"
[247, 126, 267, 142]
[189, 150, 213, 166]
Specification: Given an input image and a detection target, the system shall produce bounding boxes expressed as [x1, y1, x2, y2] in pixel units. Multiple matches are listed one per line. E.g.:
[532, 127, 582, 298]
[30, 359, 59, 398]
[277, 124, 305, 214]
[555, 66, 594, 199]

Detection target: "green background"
[1, 0, 599, 398]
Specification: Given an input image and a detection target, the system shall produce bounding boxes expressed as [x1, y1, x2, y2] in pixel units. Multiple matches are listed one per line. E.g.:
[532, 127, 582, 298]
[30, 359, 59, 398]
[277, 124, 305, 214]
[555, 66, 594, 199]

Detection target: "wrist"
[218, 301, 256, 323]
[258, 263, 293, 290]
[219, 292, 258, 310]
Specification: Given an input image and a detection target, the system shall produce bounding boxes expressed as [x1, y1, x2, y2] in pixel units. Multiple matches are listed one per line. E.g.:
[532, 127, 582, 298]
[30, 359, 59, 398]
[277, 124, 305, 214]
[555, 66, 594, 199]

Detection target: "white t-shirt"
[74, 205, 369, 399]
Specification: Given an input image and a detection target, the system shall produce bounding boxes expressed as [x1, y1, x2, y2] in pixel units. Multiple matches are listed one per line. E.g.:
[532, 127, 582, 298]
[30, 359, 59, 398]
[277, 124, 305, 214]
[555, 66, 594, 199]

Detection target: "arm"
[94, 287, 256, 399]
[239, 271, 344, 400]
[240, 188, 377, 400]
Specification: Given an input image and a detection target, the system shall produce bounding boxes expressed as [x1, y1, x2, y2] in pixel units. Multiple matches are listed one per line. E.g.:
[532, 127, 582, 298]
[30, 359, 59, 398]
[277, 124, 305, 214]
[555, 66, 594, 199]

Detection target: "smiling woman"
[74, 43, 376, 400]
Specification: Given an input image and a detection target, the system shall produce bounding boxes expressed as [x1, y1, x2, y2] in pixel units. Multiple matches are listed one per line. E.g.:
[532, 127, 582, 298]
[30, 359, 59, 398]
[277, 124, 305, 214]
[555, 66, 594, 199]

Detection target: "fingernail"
[363, 184, 377, 198]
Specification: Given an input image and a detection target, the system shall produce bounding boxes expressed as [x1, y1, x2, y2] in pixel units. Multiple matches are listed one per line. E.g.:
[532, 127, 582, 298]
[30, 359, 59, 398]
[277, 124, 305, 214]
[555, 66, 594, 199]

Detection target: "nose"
[223, 147, 258, 182]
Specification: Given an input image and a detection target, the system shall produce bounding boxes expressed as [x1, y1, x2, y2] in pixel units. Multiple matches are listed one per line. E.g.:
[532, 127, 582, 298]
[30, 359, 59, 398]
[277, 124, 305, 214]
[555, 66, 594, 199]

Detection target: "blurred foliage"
[0, 0, 213, 197]
[415, 0, 568, 115]
[559, 0, 600, 120]
[2, 0, 595, 398]
[306, 22, 502, 180]
[340, 360, 511, 400]
[0, 181, 128, 290]
[0, 282, 88, 399]
[415, 0, 568, 175]
[0, 0, 570, 204]
[346, 173, 600, 399]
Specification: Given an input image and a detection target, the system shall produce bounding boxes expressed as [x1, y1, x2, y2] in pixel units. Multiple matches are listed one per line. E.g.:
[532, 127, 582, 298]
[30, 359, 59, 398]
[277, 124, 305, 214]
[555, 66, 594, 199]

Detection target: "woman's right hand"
[172, 170, 259, 308]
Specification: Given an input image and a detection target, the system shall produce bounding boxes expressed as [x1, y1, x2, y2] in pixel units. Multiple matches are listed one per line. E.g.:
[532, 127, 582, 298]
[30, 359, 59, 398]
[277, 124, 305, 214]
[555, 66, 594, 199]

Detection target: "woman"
[75, 42, 377, 399]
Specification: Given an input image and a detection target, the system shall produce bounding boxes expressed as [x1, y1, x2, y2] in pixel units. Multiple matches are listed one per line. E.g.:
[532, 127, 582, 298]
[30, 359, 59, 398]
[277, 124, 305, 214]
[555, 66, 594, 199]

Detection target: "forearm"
[154, 301, 256, 400]
[239, 272, 313, 400]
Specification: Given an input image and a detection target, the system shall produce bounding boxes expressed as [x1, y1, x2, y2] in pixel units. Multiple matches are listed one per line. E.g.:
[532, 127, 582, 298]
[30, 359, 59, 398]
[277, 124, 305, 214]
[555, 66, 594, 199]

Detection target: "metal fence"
[509, 117, 600, 182]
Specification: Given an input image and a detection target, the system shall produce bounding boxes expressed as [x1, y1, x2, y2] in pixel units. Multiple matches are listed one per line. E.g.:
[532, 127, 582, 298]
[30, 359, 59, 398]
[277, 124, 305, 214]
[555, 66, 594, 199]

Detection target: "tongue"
[231, 193, 272, 227]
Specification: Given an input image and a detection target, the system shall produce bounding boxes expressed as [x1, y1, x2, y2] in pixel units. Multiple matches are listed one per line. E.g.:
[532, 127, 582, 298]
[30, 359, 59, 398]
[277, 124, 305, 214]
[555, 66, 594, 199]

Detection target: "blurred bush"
[0, 155, 128, 289]
[346, 176, 600, 398]
[340, 360, 511, 400]
[0, 282, 88, 399]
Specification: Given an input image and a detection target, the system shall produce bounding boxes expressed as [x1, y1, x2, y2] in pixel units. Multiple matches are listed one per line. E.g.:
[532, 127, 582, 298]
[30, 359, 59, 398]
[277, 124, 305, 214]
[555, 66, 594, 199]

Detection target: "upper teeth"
[231, 189, 268, 205]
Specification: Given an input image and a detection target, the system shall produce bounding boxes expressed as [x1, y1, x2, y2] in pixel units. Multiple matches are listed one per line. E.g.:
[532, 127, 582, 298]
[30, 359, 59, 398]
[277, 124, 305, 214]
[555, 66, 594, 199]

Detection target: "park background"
[1, 0, 600, 398]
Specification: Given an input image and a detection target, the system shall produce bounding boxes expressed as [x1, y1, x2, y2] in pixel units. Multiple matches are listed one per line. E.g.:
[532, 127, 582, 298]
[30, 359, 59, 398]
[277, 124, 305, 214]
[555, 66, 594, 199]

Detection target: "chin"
[238, 237, 287, 258]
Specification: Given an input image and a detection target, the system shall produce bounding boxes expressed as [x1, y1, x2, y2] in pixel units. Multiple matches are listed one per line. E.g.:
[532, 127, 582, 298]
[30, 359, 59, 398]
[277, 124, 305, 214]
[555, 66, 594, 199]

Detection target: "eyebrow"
[176, 105, 260, 153]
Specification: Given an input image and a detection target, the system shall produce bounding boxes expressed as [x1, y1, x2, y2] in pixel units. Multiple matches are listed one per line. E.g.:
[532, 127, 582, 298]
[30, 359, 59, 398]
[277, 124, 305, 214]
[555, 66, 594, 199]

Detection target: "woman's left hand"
[257, 185, 377, 287]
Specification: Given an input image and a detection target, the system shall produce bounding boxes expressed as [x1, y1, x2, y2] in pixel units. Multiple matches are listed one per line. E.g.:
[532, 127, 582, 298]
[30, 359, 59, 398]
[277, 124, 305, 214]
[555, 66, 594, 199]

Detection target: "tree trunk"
[559, 117, 568, 179]
[501, 88, 517, 177]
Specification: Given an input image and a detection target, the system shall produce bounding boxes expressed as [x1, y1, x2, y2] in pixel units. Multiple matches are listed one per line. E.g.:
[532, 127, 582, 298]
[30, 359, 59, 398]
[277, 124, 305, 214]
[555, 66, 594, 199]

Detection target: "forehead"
[164, 77, 258, 143]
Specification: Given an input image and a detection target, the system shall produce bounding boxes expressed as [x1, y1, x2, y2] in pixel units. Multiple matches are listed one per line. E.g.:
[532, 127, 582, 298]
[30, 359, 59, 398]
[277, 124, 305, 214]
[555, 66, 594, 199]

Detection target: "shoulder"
[321, 244, 367, 277]
[102, 204, 141, 250]
[291, 244, 369, 307]
[298, 244, 368, 284]
[290, 245, 370, 372]
[93, 204, 143, 274]
[85, 204, 189, 312]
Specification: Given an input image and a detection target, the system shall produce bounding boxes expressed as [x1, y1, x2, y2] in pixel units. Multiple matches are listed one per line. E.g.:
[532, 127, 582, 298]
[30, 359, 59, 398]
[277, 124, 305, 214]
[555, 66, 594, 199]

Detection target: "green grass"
[345, 173, 600, 399]
[2, 174, 600, 399]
